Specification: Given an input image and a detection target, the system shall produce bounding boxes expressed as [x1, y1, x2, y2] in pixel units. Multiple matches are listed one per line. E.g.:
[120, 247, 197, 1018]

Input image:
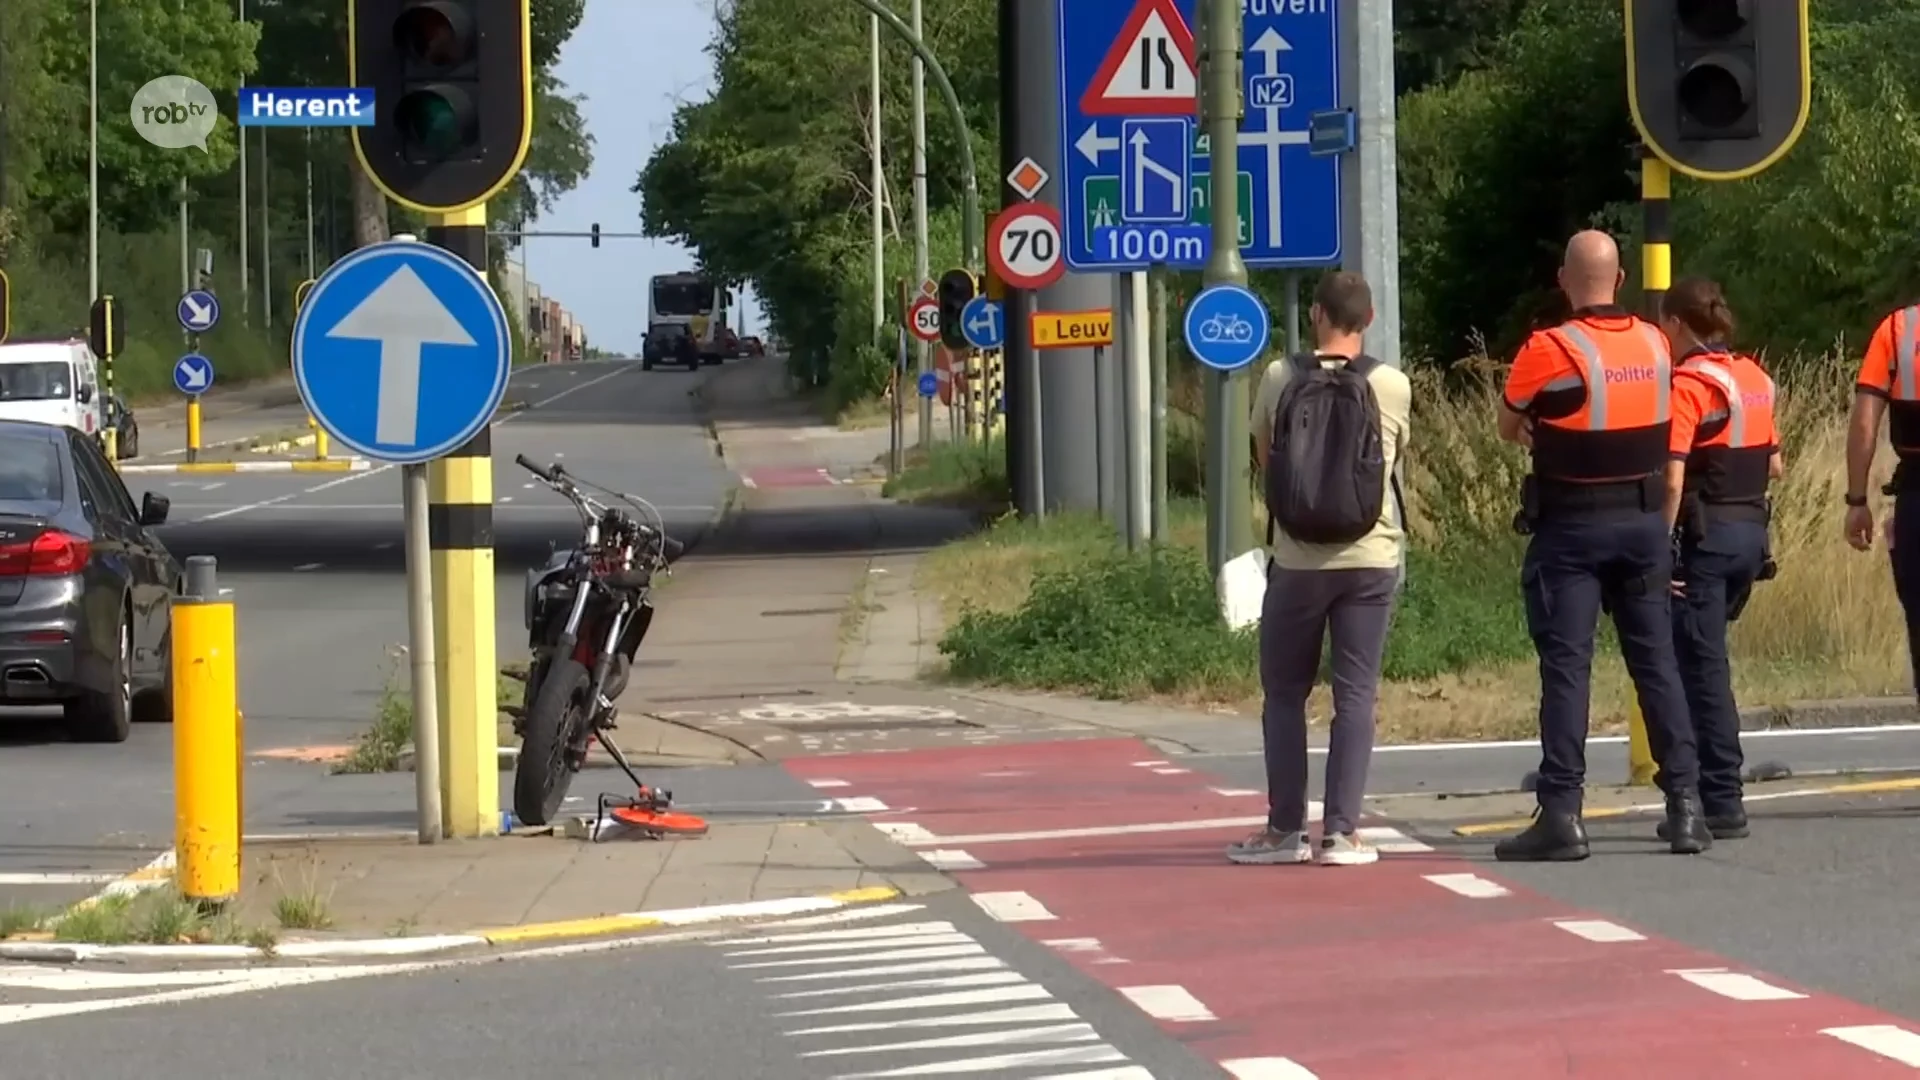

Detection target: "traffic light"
[350, 0, 533, 213]
[88, 296, 121, 359]
[590, 223, 601, 249]
[0, 270, 10, 344]
[1625, 0, 1810, 180]
[938, 268, 977, 351]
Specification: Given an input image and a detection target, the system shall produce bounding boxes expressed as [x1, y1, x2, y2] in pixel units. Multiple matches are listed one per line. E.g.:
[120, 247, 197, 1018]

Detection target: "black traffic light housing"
[350, 0, 533, 213]
[0, 270, 10, 344]
[88, 296, 122, 359]
[937, 268, 977, 351]
[1625, 0, 1810, 180]
[590, 223, 601, 248]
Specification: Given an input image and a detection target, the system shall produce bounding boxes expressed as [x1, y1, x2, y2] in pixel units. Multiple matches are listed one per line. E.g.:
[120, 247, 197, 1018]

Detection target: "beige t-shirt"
[1251, 353, 1412, 571]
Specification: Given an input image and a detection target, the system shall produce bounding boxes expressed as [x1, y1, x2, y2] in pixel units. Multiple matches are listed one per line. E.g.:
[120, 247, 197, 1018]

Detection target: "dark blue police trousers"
[1673, 518, 1767, 817]
[1522, 510, 1701, 813]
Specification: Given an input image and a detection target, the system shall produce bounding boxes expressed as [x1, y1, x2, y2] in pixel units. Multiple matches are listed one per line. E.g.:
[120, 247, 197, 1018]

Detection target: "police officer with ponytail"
[1658, 279, 1781, 841]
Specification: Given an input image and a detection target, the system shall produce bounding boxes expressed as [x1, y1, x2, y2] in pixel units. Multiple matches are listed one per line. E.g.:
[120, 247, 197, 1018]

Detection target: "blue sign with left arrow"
[961, 297, 1005, 351]
[292, 240, 510, 465]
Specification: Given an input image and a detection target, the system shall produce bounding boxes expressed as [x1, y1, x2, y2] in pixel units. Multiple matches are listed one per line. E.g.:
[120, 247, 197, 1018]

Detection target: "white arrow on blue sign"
[173, 353, 213, 395]
[1183, 284, 1270, 372]
[292, 240, 510, 465]
[177, 289, 220, 333]
[961, 296, 1005, 351]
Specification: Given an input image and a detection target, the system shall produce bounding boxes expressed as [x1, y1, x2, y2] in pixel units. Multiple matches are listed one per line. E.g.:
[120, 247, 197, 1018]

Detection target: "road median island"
[0, 828, 908, 963]
[901, 353, 1915, 744]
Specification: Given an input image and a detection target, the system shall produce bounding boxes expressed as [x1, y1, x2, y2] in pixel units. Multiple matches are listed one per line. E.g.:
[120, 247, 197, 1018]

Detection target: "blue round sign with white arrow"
[173, 353, 213, 395]
[292, 240, 510, 465]
[1183, 284, 1271, 372]
[960, 296, 1005, 351]
[177, 289, 220, 334]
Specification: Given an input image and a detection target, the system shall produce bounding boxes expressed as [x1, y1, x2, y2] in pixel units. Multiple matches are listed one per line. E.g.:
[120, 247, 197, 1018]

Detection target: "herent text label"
[238, 87, 375, 127]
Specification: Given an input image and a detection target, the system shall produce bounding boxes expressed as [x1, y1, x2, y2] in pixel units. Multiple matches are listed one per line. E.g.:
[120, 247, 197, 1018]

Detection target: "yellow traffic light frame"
[347, 0, 534, 214]
[0, 269, 10, 344]
[1623, 0, 1811, 182]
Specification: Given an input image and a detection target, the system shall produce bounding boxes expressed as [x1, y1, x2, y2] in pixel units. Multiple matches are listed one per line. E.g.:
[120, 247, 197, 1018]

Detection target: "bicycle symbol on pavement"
[1197, 313, 1255, 344]
[737, 701, 963, 724]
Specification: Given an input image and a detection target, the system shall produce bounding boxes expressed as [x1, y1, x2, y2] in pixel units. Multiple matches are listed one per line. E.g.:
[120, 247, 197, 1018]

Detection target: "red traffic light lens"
[394, 2, 472, 66]
[1675, 0, 1747, 38]
[1678, 58, 1751, 128]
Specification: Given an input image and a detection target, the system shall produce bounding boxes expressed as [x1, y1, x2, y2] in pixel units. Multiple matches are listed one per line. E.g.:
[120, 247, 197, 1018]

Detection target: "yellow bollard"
[312, 418, 329, 460]
[185, 397, 202, 465]
[173, 590, 240, 905]
[1627, 701, 1658, 786]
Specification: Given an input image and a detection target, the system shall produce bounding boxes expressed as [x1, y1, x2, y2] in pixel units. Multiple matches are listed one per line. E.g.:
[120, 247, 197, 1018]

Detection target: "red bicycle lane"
[787, 737, 1920, 1078]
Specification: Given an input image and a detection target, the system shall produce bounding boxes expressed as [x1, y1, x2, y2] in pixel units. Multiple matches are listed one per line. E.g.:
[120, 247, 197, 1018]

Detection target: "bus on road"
[646, 271, 731, 369]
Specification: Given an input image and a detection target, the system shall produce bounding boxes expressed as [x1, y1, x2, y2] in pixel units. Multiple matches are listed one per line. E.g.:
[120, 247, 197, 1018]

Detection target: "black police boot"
[1493, 807, 1589, 862]
[1663, 789, 1714, 854]
[1656, 805, 1748, 841]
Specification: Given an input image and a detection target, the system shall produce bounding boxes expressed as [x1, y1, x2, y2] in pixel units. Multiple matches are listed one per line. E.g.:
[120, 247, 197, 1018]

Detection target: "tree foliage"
[0, 0, 592, 393]
[643, 0, 1920, 398]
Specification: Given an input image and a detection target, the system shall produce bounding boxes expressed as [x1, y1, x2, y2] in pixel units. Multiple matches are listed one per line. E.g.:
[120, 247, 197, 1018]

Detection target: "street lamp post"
[88, 0, 99, 302]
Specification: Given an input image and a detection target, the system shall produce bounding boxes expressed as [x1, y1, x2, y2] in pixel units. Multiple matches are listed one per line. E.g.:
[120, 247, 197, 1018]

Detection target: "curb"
[0, 886, 902, 964]
[118, 458, 371, 475]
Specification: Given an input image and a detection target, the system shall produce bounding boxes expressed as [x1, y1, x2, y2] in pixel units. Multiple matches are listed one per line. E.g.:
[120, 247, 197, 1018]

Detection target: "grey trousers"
[1259, 564, 1398, 835]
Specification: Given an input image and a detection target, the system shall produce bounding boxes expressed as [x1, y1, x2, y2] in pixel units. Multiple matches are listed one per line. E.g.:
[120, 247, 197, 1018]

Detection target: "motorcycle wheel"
[513, 657, 591, 826]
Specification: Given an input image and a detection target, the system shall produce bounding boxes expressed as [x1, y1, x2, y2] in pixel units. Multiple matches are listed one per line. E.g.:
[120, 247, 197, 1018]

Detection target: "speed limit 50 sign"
[908, 296, 941, 342]
[988, 203, 1065, 291]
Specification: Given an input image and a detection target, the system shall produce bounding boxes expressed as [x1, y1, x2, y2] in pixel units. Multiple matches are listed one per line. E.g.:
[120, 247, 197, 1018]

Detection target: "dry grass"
[833, 394, 894, 431]
[918, 348, 1910, 741]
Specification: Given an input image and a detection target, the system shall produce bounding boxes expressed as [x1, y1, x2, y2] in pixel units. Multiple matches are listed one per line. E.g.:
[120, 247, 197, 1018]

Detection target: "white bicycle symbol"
[1198, 313, 1255, 344]
[738, 701, 962, 723]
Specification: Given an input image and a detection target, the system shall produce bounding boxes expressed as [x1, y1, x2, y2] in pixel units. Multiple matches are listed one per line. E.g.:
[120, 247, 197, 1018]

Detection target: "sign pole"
[402, 462, 442, 843]
[1199, 0, 1251, 577]
[1092, 344, 1108, 517]
[1148, 266, 1167, 542]
[419, 210, 500, 839]
[1125, 271, 1150, 550]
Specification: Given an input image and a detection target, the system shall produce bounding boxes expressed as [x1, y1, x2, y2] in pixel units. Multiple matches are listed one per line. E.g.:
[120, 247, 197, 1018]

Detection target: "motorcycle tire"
[513, 657, 591, 827]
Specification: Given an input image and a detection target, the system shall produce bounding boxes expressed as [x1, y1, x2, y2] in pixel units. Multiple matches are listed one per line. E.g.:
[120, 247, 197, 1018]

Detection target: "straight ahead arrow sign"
[325, 265, 475, 446]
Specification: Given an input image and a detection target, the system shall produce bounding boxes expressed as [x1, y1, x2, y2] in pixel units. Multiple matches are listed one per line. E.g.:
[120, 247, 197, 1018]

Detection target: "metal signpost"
[291, 239, 513, 843]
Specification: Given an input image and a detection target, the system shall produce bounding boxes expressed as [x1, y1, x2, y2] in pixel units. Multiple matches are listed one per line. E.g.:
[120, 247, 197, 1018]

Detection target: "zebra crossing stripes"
[710, 904, 1151, 1078]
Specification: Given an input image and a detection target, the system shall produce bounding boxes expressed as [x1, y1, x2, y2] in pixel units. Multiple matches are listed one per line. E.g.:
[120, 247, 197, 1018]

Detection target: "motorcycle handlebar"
[515, 454, 562, 484]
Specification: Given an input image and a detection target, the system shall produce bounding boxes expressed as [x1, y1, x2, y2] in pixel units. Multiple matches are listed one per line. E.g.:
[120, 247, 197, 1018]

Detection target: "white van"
[0, 340, 104, 439]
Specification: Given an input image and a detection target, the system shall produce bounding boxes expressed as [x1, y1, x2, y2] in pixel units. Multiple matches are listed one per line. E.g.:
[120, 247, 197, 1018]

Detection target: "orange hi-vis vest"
[1677, 351, 1776, 504]
[1882, 305, 1920, 458]
[1530, 316, 1673, 483]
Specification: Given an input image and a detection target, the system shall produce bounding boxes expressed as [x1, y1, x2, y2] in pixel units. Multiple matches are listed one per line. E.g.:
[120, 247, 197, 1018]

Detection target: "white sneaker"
[1317, 832, 1379, 866]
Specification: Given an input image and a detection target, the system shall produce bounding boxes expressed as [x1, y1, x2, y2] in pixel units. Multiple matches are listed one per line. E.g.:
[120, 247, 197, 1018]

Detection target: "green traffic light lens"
[395, 89, 471, 155]
[1678, 60, 1749, 129]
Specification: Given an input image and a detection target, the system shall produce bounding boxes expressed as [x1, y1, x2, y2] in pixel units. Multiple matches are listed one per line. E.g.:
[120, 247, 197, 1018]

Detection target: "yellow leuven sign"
[1031, 309, 1113, 348]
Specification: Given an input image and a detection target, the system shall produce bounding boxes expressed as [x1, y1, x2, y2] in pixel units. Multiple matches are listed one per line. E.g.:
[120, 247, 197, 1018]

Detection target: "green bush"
[882, 434, 1009, 506]
[942, 544, 1258, 699]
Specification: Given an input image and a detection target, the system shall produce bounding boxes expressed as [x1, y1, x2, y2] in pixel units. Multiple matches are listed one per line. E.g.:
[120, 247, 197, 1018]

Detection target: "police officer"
[1658, 278, 1780, 841]
[1495, 230, 1710, 860]
[1843, 300, 1920, 698]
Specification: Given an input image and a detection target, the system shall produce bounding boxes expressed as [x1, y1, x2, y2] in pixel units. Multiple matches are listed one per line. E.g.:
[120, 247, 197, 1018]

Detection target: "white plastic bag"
[1218, 547, 1269, 631]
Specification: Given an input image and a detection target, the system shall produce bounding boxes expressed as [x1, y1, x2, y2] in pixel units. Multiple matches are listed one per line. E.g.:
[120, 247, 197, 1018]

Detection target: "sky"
[513, 0, 764, 353]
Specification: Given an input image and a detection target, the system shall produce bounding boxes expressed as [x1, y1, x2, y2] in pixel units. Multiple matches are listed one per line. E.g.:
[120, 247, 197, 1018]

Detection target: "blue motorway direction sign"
[1183, 284, 1270, 373]
[173, 353, 213, 395]
[177, 289, 219, 333]
[917, 371, 939, 398]
[292, 240, 510, 464]
[1059, 0, 1342, 272]
[961, 296, 1006, 351]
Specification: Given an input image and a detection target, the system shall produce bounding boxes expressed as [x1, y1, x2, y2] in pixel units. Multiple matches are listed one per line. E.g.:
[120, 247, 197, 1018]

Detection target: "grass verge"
[0, 888, 280, 949]
[335, 647, 526, 773]
[915, 350, 1910, 742]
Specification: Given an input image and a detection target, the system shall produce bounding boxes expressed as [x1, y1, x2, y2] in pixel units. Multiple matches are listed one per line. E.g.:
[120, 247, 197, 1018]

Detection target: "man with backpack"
[1228, 272, 1410, 868]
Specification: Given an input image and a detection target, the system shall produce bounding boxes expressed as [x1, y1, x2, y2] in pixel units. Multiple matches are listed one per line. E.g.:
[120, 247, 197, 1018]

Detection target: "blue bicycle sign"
[1183, 284, 1270, 372]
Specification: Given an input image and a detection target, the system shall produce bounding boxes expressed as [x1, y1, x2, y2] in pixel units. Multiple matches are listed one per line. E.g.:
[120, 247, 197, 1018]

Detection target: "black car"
[100, 392, 139, 459]
[641, 324, 700, 371]
[0, 421, 176, 742]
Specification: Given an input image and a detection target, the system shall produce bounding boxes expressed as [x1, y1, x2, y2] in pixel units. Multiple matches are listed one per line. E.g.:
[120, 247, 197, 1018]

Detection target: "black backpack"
[1265, 351, 1399, 545]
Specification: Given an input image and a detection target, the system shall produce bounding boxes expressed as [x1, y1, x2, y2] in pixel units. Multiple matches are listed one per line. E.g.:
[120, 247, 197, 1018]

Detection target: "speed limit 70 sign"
[907, 296, 941, 342]
[988, 203, 1065, 291]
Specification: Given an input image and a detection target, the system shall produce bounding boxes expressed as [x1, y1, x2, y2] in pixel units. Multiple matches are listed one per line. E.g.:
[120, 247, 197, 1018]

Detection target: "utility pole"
[1342, 0, 1400, 368]
[238, 0, 248, 322]
[1199, 0, 1250, 575]
[910, 0, 931, 448]
[261, 127, 272, 329]
[870, 14, 884, 338]
[87, 0, 99, 303]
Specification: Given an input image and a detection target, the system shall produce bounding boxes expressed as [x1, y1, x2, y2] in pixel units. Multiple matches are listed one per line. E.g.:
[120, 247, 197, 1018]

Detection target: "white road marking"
[833, 796, 889, 813]
[1822, 1025, 1920, 1066]
[807, 778, 852, 789]
[799, 1023, 1098, 1058]
[1210, 787, 1261, 797]
[1131, 760, 1168, 767]
[915, 849, 983, 871]
[1356, 826, 1433, 853]
[1042, 937, 1129, 964]
[1119, 984, 1215, 1022]
[971, 891, 1056, 922]
[293, 562, 322, 571]
[1224, 1059, 1321, 1079]
[0, 873, 120, 885]
[1424, 873, 1509, 899]
[872, 822, 939, 844]
[1553, 919, 1646, 943]
[1670, 968, 1807, 1001]
[1150, 767, 1189, 775]
[901, 816, 1271, 847]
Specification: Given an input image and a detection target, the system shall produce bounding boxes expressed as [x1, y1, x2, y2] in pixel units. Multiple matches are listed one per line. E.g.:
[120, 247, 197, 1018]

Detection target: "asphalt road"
[0, 360, 736, 913]
[0, 892, 1223, 1079]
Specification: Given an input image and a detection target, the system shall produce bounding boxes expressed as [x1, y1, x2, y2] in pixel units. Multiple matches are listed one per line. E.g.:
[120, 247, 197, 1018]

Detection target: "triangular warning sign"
[1080, 0, 1199, 117]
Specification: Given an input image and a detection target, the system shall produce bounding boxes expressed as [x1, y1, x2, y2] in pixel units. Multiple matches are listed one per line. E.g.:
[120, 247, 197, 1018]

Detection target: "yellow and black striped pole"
[1628, 144, 1672, 788]
[424, 205, 500, 837]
